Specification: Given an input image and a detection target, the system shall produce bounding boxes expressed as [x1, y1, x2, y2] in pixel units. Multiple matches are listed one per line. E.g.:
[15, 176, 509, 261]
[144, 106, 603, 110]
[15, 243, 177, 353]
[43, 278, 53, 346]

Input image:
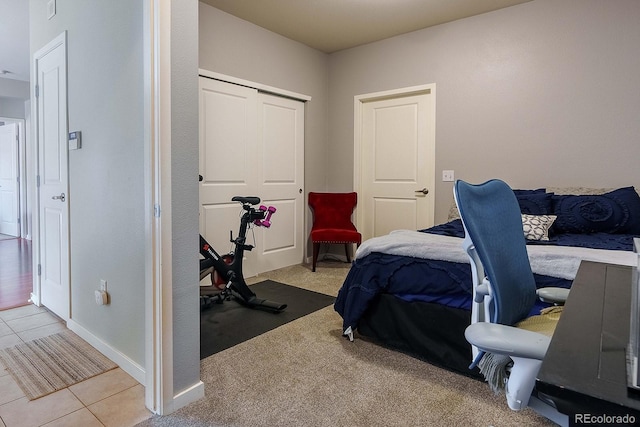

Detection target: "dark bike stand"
[199, 195, 287, 313]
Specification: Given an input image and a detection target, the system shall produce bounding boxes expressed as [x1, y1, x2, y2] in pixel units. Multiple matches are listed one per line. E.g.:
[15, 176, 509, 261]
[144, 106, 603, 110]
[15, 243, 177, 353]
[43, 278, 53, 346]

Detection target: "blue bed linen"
[424, 219, 638, 251]
[335, 219, 638, 331]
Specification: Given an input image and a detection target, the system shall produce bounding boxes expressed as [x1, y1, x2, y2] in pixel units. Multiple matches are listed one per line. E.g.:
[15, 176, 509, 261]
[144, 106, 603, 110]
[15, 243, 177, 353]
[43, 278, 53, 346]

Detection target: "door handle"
[415, 188, 429, 195]
[52, 193, 66, 202]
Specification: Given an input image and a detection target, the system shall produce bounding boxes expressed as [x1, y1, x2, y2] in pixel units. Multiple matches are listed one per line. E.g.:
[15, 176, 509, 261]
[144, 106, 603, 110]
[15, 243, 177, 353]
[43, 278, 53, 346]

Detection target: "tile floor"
[0, 304, 153, 427]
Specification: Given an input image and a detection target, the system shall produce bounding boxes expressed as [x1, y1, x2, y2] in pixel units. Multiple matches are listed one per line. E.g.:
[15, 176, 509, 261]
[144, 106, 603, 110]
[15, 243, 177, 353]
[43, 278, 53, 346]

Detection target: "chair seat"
[311, 228, 361, 243]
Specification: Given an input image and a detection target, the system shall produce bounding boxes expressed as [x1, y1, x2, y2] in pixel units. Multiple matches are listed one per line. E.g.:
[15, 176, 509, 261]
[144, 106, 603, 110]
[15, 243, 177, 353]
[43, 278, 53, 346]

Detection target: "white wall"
[0, 97, 27, 118]
[328, 0, 640, 223]
[0, 78, 29, 101]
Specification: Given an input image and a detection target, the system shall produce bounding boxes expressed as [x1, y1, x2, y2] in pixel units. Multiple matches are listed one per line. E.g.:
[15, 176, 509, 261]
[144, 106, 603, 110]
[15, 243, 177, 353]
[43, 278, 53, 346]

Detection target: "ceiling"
[0, 0, 533, 85]
[200, 0, 533, 53]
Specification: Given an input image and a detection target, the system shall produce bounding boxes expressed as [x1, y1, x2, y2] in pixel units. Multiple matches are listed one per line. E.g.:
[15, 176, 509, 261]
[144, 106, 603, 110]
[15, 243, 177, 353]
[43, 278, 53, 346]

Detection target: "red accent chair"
[308, 192, 362, 272]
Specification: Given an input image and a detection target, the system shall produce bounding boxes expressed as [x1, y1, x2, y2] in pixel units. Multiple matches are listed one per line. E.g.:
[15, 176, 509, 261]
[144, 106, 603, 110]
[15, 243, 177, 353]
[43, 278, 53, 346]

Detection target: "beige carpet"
[137, 260, 555, 427]
[0, 330, 117, 400]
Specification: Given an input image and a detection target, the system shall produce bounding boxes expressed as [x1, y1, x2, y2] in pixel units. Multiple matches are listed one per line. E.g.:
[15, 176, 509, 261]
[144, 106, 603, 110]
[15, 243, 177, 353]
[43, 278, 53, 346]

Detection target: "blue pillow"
[516, 192, 553, 215]
[513, 188, 546, 195]
[551, 187, 640, 234]
[605, 187, 640, 234]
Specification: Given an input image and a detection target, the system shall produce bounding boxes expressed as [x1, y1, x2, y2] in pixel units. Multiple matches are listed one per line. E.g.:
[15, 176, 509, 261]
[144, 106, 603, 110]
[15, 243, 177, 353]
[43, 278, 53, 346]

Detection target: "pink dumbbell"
[254, 205, 277, 227]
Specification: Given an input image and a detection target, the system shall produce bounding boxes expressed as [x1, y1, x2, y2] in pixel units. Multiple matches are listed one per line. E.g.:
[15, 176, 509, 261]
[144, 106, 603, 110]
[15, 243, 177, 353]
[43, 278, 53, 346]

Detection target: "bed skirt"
[357, 293, 483, 380]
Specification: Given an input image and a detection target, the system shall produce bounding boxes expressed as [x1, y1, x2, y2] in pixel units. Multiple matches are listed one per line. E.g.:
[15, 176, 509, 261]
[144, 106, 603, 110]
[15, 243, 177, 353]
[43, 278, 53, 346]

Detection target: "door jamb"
[353, 84, 436, 232]
[30, 31, 68, 309]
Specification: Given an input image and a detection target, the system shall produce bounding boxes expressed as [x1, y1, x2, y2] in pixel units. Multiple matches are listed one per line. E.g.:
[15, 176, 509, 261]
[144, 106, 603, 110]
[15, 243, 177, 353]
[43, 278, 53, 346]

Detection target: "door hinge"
[37, 175, 40, 187]
[154, 204, 161, 218]
[35, 85, 39, 98]
[37, 264, 42, 276]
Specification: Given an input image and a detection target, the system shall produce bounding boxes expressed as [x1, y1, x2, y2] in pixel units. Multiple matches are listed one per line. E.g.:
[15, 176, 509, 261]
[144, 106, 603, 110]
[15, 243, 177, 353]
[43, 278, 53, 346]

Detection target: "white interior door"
[199, 77, 304, 277]
[36, 33, 70, 321]
[199, 77, 260, 276]
[0, 123, 20, 237]
[357, 87, 436, 240]
[254, 93, 304, 273]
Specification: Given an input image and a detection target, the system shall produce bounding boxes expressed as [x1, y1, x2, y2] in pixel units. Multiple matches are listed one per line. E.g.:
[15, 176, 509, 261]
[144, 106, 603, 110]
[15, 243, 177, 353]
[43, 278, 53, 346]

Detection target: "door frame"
[198, 69, 310, 276]
[353, 84, 436, 234]
[0, 118, 27, 237]
[30, 32, 69, 314]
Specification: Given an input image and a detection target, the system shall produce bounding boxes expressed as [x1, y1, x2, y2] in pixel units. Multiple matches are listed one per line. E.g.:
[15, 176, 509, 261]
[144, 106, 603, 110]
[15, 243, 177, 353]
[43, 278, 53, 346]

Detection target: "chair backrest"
[454, 179, 537, 326]
[308, 192, 358, 231]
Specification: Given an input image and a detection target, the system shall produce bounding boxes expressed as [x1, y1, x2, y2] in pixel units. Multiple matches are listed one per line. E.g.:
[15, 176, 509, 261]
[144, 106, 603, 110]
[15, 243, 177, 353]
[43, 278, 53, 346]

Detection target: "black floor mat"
[200, 280, 335, 359]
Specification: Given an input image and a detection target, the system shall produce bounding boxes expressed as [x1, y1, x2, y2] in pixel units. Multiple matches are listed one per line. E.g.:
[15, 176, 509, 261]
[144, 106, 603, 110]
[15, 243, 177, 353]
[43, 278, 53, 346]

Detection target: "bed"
[334, 186, 640, 379]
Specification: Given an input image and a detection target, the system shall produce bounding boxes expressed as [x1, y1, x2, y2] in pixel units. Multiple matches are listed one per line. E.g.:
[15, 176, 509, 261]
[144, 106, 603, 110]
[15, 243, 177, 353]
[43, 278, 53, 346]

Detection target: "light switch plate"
[442, 170, 455, 182]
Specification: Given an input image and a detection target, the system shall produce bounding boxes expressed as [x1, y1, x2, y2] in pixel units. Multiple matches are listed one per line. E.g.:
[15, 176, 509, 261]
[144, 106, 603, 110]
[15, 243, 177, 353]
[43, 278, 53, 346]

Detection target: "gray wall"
[170, 0, 201, 396]
[199, 3, 330, 195]
[328, 0, 640, 223]
[30, 0, 146, 367]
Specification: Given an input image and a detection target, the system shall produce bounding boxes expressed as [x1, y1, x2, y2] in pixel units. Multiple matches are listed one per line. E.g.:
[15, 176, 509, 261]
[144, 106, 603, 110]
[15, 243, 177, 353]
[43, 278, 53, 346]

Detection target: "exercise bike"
[199, 185, 286, 313]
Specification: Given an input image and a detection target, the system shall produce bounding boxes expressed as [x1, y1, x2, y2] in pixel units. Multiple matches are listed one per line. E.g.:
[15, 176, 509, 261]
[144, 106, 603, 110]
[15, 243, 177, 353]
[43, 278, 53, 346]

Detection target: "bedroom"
[1, 0, 639, 422]
[199, 1, 640, 422]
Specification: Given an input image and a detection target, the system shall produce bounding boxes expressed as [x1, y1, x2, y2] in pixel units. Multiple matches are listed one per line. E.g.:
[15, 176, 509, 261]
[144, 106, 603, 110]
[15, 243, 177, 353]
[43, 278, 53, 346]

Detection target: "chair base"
[312, 242, 358, 272]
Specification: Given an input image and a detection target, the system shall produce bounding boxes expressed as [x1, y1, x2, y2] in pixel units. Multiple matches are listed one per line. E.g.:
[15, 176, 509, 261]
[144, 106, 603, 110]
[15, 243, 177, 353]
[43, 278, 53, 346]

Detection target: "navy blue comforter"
[334, 219, 637, 331]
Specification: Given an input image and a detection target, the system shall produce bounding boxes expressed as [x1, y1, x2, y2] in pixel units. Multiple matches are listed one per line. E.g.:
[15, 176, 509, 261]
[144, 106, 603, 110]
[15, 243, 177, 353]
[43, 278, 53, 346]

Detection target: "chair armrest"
[536, 287, 570, 304]
[465, 322, 550, 360]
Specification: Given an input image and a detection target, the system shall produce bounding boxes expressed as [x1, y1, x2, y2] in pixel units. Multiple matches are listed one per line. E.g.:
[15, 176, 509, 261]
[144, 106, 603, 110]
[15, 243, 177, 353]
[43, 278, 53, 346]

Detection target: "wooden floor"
[0, 237, 32, 311]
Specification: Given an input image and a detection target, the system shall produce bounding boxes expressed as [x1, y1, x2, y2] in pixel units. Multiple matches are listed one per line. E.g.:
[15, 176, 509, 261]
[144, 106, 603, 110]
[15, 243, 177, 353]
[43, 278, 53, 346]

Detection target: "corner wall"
[328, 0, 640, 223]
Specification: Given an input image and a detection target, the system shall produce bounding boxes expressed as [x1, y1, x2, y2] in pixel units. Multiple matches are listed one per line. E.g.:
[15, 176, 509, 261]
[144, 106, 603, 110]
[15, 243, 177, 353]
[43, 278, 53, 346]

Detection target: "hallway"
[0, 236, 32, 311]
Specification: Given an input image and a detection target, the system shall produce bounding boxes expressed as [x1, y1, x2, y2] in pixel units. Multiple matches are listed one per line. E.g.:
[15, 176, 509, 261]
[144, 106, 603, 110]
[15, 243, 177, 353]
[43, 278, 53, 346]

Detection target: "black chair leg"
[344, 243, 351, 263]
[312, 242, 320, 272]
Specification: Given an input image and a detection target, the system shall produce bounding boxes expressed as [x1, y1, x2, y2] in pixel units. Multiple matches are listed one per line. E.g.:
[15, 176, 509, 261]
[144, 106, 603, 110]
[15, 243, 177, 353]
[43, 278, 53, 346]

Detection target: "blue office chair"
[453, 179, 569, 425]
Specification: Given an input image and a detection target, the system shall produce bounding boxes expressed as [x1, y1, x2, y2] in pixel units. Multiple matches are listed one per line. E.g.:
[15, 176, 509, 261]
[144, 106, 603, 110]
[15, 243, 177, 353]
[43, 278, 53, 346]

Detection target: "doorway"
[354, 84, 436, 240]
[0, 121, 23, 238]
[32, 32, 70, 321]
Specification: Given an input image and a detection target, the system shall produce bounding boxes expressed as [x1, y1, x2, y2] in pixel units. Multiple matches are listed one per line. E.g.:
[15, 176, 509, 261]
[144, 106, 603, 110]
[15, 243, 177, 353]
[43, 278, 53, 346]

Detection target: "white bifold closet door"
[199, 77, 304, 277]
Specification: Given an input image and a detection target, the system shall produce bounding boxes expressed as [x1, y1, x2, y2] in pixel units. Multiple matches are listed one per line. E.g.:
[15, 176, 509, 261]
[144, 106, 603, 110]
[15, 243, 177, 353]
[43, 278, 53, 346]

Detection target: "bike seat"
[232, 196, 261, 205]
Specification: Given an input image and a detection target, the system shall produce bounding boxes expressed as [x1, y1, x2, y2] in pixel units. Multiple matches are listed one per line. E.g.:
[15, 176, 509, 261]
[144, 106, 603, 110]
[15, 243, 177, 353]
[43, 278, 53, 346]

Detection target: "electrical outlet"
[100, 279, 107, 292]
[442, 170, 455, 182]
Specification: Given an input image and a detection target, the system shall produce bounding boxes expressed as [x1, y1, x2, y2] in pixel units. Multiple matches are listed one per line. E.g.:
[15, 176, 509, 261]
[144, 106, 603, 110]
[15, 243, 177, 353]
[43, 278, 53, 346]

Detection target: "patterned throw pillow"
[522, 214, 557, 241]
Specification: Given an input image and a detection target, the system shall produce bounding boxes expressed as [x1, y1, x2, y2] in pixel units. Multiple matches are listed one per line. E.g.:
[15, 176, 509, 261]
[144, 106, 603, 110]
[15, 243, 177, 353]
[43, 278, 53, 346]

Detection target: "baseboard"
[67, 319, 146, 384]
[170, 381, 205, 413]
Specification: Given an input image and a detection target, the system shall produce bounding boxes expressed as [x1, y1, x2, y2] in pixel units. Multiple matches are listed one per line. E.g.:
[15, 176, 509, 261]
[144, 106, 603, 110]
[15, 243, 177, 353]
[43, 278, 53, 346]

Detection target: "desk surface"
[536, 261, 640, 416]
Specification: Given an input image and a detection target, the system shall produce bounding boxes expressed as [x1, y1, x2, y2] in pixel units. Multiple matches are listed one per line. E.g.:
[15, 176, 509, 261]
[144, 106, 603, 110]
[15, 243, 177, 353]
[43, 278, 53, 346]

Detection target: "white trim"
[67, 319, 145, 384]
[198, 69, 311, 102]
[145, 1, 204, 416]
[172, 381, 205, 412]
[143, 0, 173, 415]
[353, 84, 436, 232]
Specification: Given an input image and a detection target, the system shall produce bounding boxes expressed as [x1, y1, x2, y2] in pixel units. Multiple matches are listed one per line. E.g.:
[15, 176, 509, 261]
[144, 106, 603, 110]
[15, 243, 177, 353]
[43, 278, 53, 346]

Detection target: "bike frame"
[199, 197, 286, 312]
